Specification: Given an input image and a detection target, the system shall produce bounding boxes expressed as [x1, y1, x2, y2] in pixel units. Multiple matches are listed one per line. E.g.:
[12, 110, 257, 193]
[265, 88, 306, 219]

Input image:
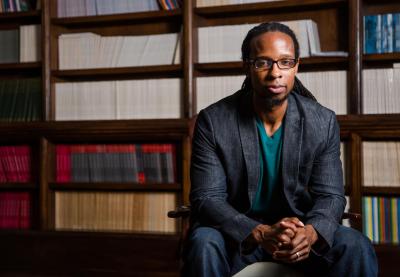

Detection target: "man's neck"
[253, 96, 288, 137]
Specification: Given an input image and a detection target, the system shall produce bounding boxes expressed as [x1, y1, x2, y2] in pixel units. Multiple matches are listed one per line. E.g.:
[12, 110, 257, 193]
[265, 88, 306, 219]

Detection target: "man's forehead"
[250, 31, 295, 54]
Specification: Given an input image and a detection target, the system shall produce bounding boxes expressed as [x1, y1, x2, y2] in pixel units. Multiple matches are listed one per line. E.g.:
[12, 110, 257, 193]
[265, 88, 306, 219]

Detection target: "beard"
[256, 91, 289, 111]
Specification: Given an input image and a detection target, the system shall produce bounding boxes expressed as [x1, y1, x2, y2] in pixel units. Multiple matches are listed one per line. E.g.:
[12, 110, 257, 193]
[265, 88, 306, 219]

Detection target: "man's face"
[247, 31, 298, 109]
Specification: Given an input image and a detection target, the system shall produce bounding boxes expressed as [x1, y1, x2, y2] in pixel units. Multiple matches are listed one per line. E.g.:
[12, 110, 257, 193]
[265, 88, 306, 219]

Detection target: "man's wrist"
[304, 224, 318, 245]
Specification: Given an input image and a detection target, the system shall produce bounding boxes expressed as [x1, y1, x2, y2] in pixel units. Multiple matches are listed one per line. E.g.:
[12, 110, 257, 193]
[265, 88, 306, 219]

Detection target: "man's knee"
[333, 225, 375, 256]
[187, 226, 227, 257]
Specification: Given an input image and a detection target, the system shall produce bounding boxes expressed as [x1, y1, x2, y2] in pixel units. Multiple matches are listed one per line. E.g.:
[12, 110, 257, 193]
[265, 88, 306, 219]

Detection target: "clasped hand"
[251, 217, 318, 263]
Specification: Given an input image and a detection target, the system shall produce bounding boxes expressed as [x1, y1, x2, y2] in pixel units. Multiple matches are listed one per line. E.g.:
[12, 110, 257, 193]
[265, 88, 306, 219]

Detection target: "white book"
[297, 70, 347, 115]
[363, 68, 398, 114]
[116, 79, 181, 119]
[196, 75, 244, 112]
[20, 25, 41, 62]
[140, 33, 179, 66]
[282, 20, 310, 58]
[59, 32, 179, 69]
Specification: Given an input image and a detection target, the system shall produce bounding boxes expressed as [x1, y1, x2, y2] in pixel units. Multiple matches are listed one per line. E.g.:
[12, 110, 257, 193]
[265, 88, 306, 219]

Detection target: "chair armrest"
[167, 207, 361, 221]
[167, 205, 191, 218]
[342, 212, 361, 221]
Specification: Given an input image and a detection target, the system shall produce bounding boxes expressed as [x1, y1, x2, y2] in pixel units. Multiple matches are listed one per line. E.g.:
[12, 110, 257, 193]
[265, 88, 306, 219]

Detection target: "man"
[183, 22, 378, 277]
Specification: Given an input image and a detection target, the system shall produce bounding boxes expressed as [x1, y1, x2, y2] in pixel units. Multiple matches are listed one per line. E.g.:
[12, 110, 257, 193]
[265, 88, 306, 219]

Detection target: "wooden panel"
[0, 183, 37, 190]
[52, 65, 183, 82]
[0, 119, 188, 140]
[363, 1, 400, 15]
[362, 187, 400, 196]
[0, 10, 41, 25]
[374, 244, 400, 277]
[0, 231, 180, 276]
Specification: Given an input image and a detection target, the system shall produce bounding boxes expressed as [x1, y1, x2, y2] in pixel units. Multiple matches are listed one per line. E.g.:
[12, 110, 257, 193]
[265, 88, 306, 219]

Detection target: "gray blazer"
[190, 89, 346, 249]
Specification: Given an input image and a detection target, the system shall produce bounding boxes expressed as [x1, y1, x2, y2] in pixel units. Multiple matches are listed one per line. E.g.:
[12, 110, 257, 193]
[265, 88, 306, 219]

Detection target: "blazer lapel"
[282, 94, 303, 211]
[237, 90, 260, 206]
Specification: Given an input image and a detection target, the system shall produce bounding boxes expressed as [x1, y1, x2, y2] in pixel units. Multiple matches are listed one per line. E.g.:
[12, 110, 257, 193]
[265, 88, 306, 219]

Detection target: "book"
[55, 191, 177, 233]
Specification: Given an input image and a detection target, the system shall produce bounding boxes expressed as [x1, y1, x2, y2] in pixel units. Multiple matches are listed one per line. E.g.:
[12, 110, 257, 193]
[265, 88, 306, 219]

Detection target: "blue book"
[382, 14, 394, 53]
[394, 13, 400, 52]
[364, 15, 380, 53]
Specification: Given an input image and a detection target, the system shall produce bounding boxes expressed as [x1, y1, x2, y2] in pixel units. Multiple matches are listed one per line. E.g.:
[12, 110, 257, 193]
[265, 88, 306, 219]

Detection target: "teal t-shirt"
[251, 116, 284, 216]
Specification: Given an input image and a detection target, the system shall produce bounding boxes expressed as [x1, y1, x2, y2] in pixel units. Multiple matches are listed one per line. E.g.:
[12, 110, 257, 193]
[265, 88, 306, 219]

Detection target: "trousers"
[182, 225, 378, 277]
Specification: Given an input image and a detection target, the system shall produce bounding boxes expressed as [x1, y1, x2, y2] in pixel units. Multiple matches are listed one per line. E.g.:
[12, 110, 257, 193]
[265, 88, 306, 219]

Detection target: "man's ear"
[294, 58, 300, 74]
[243, 61, 250, 76]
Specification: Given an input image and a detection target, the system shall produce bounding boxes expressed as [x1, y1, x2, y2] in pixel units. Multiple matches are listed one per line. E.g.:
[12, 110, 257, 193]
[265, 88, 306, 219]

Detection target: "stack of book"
[55, 79, 181, 120]
[0, 192, 30, 229]
[363, 196, 399, 244]
[0, 146, 31, 182]
[58, 32, 180, 69]
[0, 0, 37, 12]
[197, 19, 347, 63]
[0, 78, 41, 122]
[56, 144, 176, 183]
[297, 70, 348, 115]
[55, 191, 177, 233]
[57, 0, 181, 17]
[0, 25, 41, 63]
[362, 64, 400, 114]
[362, 142, 400, 187]
[196, 75, 244, 112]
[364, 13, 400, 54]
[196, 0, 282, 7]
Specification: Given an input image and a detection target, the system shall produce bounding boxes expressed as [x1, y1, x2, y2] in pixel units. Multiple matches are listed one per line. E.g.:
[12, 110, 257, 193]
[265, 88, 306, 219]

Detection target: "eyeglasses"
[247, 58, 298, 70]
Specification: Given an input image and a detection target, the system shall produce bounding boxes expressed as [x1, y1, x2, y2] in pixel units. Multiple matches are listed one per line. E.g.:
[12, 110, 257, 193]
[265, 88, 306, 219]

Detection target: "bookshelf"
[0, 0, 398, 276]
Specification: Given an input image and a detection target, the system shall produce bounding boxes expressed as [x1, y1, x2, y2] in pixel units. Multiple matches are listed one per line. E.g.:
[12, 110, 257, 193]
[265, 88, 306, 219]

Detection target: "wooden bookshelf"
[0, 0, 398, 276]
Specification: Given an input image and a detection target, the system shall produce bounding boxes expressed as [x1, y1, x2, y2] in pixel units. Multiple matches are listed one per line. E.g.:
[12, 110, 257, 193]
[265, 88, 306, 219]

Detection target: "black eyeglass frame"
[246, 58, 298, 70]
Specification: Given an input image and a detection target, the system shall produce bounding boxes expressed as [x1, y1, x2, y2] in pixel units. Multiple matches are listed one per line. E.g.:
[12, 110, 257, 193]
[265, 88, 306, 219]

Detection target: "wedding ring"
[296, 252, 300, 259]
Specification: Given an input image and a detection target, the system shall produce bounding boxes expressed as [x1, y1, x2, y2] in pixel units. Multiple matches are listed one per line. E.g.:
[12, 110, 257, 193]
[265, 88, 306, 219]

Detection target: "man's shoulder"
[292, 92, 336, 119]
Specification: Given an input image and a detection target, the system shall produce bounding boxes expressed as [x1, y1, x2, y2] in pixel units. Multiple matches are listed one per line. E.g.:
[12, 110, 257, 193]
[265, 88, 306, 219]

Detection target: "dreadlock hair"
[241, 22, 317, 102]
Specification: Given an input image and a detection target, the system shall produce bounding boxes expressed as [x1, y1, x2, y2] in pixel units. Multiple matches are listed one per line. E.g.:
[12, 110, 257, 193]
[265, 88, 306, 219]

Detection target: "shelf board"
[337, 114, 400, 134]
[362, 187, 400, 196]
[0, 10, 41, 23]
[51, 9, 182, 26]
[195, 0, 346, 16]
[194, 56, 348, 76]
[0, 119, 188, 140]
[363, 52, 400, 67]
[0, 62, 41, 75]
[195, 61, 244, 76]
[49, 182, 181, 191]
[52, 64, 182, 81]
[0, 183, 36, 190]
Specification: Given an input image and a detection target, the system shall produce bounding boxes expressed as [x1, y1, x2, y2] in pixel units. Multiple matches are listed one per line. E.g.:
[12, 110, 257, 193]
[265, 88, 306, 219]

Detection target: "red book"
[56, 145, 71, 182]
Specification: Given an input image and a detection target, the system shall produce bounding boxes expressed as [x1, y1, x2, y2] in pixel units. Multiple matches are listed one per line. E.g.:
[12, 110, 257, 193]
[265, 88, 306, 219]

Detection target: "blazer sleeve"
[189, 110, 260, 244]
[304, 112, 346, 248]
